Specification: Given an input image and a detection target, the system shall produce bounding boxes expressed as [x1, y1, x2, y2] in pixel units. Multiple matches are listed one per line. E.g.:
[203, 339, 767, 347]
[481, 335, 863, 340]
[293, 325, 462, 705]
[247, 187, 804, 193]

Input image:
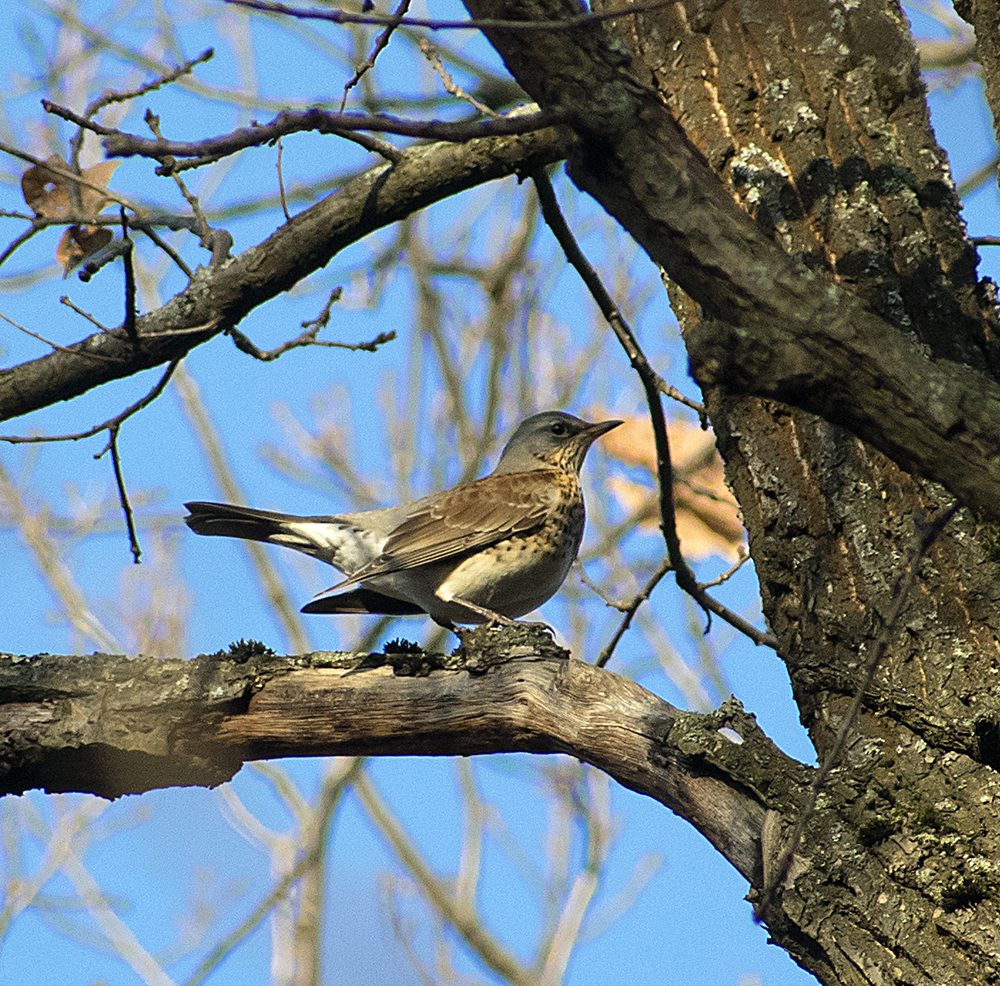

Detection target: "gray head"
[492, 411, 623, 475]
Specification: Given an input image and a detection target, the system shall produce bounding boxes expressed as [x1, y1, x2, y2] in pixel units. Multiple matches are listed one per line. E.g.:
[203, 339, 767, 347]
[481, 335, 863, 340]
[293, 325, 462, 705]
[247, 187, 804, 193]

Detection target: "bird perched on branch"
[184, 411, 621, 629]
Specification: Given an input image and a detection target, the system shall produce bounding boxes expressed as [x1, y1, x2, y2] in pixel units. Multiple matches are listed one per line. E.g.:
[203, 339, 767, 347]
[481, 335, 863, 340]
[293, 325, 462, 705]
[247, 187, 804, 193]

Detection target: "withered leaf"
[22, 156, 119, 218]
[21, 155, 120, 272]
[601, 412, 747, 562]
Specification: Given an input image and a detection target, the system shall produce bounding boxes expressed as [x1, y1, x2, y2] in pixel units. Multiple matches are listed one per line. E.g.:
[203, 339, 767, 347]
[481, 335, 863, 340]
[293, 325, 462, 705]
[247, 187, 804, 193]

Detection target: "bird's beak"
[586, 419, 624, 440]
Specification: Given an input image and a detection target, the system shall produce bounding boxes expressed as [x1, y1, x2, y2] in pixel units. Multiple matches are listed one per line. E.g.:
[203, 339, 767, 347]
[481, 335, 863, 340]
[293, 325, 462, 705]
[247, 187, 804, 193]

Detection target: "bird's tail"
[184, 501, 423, 616]
[183, 500, 345, 562]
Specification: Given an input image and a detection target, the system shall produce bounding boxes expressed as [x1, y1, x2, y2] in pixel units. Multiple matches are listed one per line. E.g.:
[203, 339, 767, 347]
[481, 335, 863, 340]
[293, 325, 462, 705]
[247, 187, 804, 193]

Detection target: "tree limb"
[0, 123, 568, 424]
[461, 0, 1000, 521]
[0, 634, 803, 885]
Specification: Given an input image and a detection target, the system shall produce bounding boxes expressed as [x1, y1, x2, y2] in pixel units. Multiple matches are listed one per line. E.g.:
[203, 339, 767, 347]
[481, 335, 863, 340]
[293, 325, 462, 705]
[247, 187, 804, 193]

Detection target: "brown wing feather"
[331, 470, 562, 588]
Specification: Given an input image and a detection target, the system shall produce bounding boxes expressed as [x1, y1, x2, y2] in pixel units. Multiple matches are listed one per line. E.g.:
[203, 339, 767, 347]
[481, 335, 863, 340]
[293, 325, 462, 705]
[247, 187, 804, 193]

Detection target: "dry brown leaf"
[21, 156, 119, 218]
[22, 156, 120, 272]
[56, 226, 113, 272]
[599, 411, 746, 561]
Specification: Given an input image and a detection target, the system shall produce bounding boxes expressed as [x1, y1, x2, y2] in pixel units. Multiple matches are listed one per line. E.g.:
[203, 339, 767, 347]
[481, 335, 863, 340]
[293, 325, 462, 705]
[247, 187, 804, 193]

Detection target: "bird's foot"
[446, 597, 518, 629]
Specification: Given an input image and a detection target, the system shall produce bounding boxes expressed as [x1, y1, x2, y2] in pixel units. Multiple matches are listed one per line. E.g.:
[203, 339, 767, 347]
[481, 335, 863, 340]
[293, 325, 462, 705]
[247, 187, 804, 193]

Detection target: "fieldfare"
[184, 410, 621, 628]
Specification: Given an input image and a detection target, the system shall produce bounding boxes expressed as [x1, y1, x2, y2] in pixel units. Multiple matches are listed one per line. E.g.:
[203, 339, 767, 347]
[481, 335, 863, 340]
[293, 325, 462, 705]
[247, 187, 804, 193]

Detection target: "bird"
[184, 410, 622, 629]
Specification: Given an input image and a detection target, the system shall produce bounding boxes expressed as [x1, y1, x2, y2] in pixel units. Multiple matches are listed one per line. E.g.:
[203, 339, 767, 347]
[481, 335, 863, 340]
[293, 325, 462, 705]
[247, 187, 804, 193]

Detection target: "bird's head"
[493, 411, 623, 475]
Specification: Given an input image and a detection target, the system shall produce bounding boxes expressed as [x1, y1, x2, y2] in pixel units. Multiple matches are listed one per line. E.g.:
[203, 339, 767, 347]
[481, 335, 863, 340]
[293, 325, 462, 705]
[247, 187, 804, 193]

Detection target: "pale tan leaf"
[598, 411, 746, 561]
[21, 156, 120, 218]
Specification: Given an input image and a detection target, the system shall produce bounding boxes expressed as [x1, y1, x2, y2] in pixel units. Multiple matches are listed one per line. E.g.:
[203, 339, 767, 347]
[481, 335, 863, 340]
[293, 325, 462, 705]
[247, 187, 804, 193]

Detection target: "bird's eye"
[550, 422, 567, 436]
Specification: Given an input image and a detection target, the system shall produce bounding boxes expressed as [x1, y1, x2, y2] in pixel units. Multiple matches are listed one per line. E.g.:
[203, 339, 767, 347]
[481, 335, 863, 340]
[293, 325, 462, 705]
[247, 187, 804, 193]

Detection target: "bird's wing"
[330, 470, 563, 588]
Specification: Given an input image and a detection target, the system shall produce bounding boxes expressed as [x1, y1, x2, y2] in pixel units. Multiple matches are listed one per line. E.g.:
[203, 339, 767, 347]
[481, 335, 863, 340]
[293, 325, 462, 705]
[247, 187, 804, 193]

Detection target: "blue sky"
[1, 2, 998, 985]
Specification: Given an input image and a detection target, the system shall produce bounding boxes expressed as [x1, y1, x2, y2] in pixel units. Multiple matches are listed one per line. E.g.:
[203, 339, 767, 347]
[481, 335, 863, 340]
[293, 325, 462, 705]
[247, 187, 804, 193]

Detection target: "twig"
[972, 235, 1000, 247]
[596, 559, 673, 668]
[0, 359, 182, 445]
[59, 296, 109, 331]
[657, 378, 706, 424]
[41, 102, 563, 160]
[0, 310, 118, 363]
[101, 427, 141, 563]
[226, 324, 395, 360]
[144, 110, 231, 265]
[763, 501, 960, 906]
[225, 0, 675, 32]
[85, 49, 215, 116]
[577, 566, 630, 612]
[697, 548, 750, 590]
[418, 39, 499, 118]
[121, 210, 137, 343]
[0, 224, 40, 272]
[301, 286, 344, 331]
[340, 0, 412, 112]
[531, 170, 778, 653]
[67, 49, 215, 172]
[135, 224, 194, 278]
[276, 139, 290, 221]
[331, 129, 403, 162]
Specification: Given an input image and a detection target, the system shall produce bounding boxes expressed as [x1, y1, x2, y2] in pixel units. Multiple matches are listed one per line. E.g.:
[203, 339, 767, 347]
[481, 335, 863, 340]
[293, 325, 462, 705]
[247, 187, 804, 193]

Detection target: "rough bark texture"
[457, 0, 1000, 982]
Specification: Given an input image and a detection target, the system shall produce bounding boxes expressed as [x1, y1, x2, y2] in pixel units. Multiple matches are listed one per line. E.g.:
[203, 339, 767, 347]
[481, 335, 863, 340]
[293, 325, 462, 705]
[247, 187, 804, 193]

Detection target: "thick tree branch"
[461, 0, 1000, 521]
[0, 636, 804, 884]
[0, 122, 567, 424]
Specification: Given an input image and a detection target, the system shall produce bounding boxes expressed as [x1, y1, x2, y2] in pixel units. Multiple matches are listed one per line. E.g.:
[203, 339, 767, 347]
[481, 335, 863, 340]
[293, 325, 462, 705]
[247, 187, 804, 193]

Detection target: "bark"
[0, 126, 567, 423]
[459, 0, 1000, 528]
[954, 0, 1000, 160]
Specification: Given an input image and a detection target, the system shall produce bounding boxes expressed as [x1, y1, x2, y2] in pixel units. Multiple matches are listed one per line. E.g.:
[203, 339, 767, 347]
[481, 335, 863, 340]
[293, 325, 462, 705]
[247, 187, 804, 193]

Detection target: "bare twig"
[101, 427, 142, 564]
[0, 359, 182, 445]
[340, 0, 412, 112]
[596, 559, 673, 668]
[532, 170, 778, 652]
[577, 566, 630, 612]
[418, 39, 499, 118]
[67, 49, 215, 176]
[697, 548, 750, 591]
[85, 48, 215, 116]
[41, 101, 563, 161]
[763, 501, 960, 905]
[331, 129, 403, 162]
[226, 324, 395, 360]
[121, 210, 137, 343]
[0, 310, 118, 363]
[301, 286, 344, 331]
[59, 296, 109, 331]
[656, 377, 706, 423]
[145, 110, 231, 266]
[225, 0, 675, 32]
[276, 139, 290, 221]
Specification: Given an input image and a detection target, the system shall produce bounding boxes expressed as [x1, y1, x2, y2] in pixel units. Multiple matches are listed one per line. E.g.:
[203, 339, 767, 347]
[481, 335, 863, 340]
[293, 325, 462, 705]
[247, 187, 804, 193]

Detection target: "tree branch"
[0, 122, 568, 424]
[0, 633, 804, 884]
[461, 0, 1000, 522]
